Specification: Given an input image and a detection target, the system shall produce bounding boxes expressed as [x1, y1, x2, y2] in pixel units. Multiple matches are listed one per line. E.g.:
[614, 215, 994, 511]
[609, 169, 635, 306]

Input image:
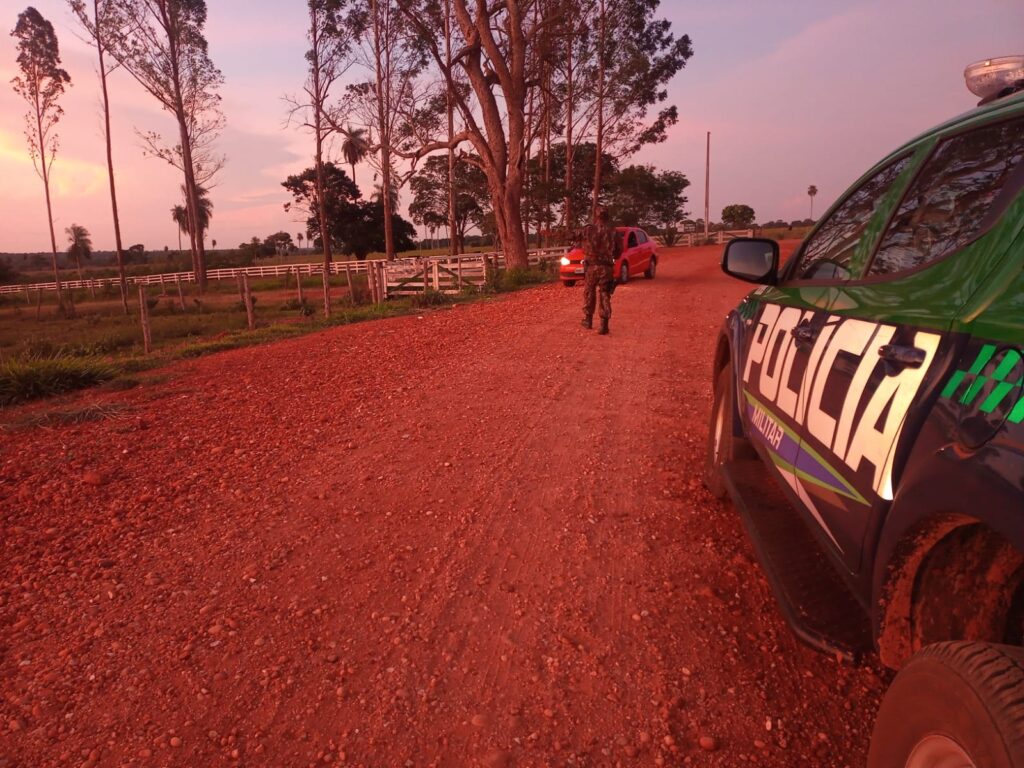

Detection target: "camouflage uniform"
[581, 221, 618, 327]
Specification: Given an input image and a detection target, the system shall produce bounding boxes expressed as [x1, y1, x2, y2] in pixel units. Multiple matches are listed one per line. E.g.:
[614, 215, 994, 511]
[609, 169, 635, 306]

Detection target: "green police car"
[705, 57, 1024, 766]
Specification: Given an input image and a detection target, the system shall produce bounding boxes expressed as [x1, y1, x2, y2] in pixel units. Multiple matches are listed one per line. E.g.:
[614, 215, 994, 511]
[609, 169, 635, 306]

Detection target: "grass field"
[0, 264, 553, 407]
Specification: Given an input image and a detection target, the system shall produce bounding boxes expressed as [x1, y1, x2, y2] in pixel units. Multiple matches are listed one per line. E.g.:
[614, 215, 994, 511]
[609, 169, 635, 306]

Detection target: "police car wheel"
[563, 280, 576, 287]
[868, 642, 1024, 768]
[619, 263, 629, 284]
[704, 362, 736, 499]
[644, 257, 656, 279]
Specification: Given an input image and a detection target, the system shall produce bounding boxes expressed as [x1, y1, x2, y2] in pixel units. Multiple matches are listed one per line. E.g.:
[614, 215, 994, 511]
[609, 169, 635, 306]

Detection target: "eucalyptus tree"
[338, 0, 431, 260]
[397, 0, 561, 269]
[286, 0, 363, 315]
[10, 6, 71, 309]
[69, 0, 130, 313]
[584, 0, 693, 217]
[108, 0, 223, 291]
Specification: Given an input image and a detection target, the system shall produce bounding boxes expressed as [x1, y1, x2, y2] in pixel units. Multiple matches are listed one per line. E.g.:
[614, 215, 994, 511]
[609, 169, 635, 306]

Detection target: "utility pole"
[704, 131, 711, 240]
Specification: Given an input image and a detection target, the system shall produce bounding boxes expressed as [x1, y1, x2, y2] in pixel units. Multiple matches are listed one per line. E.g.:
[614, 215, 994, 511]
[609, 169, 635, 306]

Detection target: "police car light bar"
[965, 55, 1024, 104]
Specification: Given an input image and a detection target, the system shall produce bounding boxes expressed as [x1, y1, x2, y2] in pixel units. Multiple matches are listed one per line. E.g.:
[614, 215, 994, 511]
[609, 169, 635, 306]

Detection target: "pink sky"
[1, 0, 1022, 253]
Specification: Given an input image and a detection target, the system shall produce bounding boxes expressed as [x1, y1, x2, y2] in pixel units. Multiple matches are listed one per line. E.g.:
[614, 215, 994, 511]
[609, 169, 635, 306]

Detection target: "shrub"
[0, 355, 119, 406]
[411, 289, 452, 308]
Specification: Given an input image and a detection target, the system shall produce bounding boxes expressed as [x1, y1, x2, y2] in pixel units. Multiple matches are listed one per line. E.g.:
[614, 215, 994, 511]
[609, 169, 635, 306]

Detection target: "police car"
[705, 56, 1024, 767]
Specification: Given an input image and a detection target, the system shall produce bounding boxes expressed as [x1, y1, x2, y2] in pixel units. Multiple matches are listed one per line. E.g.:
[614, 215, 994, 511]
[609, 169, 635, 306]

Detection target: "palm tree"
[66, 224, 93, 282]
[171, 204, 188, 258]
[340, 124, 370, 185]
[297, 232, 304, 252]
[807, 185, 818, 220]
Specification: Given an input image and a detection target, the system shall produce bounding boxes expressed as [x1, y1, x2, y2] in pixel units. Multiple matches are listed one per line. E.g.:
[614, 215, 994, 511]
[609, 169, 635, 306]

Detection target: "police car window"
[791, 155, 913, 281]
[868, 117, 1024, 277]
[637, 231, 648, 244]
[628, 232, 638, 249]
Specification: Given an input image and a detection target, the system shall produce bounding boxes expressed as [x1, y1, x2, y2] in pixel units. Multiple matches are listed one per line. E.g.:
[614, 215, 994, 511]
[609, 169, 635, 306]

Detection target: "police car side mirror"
[722, 238, 779, 284]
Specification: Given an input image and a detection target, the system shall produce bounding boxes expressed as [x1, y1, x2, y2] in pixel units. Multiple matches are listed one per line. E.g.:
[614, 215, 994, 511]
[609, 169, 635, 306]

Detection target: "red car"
[559, 226, 658, 286]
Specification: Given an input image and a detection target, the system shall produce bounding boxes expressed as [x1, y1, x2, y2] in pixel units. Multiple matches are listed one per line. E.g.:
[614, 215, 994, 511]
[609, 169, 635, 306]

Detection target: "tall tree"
[68, 0, 130, 314]
[108, 0, 223, 292]
[286, 0, 362, 316]
[66, 224, 93, 281]
[807, 184, 818, 220]
[398, 0, 555, 269]
[10, 7, 71, 312]
[341, 0, 428, 260]
[586, 0, 693, 217]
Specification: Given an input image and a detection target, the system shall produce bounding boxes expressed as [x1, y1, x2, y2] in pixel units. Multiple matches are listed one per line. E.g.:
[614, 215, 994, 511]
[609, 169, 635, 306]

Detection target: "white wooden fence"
[674, 229, 754, 247]
[0, 247, 569, 299]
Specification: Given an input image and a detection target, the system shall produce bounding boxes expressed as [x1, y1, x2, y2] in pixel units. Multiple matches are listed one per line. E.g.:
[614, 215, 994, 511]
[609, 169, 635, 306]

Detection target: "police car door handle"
[791, 323, 819, 345]
[878, 344, 927, 369]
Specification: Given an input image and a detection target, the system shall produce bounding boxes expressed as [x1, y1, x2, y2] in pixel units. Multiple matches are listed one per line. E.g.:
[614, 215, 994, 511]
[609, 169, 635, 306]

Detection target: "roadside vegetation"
[0, 264, 555, 408]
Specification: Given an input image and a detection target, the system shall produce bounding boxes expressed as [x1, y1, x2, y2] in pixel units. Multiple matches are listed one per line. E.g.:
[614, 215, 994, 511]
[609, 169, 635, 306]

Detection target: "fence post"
[457, 258, 463, 290]
[242, 273, 255, 330]
[35, 288, 42, 320]
[176, 275, 186, 311]
[23, 286, 29, 304]
[344, 263, 353, 299]
[422, 261, 429, 294]
[379, 262, 388, 301]
[237, 273, 245, 301]
[137, 285, 152, 354]
[322, 267, 331, 317]
[296, 267, 305, 305]
[432, 261, 440, 291]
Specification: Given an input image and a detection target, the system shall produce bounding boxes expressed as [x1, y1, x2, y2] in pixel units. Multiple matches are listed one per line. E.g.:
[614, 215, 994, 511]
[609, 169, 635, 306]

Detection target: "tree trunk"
[164, 8, 207, 293]
[564, 29, 575, 234]
[95, 0, 129, 315]
[36, 108, 64, 313]
[310, 7, 333, 317]
[591, 0, 607, 219]
[444, 0, 457, 256]
[371, 0, 396, 260]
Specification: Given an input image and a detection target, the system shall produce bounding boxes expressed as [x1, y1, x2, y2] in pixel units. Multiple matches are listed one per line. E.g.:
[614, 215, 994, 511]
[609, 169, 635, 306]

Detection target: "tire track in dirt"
[0, 245, 886, 768]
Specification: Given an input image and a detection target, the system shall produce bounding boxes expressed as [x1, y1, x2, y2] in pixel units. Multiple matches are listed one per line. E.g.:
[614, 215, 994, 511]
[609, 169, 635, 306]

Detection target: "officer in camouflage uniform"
[580, 206, 621, 335]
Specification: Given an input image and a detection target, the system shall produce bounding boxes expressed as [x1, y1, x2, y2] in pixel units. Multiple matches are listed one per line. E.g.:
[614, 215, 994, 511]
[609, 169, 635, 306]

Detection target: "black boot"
[581, 316, 593, 329]
[598, 317, 609, 335]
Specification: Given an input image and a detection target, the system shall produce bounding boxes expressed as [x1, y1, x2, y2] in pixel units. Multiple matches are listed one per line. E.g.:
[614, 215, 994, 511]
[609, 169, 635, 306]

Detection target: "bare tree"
[399, 0, 559, 269]
[108, 0, 223, 292]
[69, 0, 131, 313]
[11, 6, 71, 312]
[285, 0, 362, 316]
[338, 0, 429, 260]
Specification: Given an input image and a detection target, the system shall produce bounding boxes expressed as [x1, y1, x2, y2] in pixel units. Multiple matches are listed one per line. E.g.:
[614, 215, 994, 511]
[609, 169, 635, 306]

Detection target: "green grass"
[0, 355, 119, 406]
[0, 265, 557, 407]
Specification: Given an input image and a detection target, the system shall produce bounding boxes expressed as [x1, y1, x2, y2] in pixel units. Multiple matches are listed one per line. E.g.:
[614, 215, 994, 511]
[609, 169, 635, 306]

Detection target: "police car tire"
[704, 362, 737, 499]
[619, 263, 629, 284]
[868, 641, 1024, 768]
[644, 257, 656, 279]
[563, 280, 576, 287]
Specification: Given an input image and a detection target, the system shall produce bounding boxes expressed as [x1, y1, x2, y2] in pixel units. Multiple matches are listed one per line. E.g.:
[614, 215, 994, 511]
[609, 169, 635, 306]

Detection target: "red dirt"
[0, 244, 885, 768]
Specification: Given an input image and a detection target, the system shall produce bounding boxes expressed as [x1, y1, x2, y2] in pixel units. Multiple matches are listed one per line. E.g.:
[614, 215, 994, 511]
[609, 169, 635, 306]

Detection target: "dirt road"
[0, 245, 885, 767]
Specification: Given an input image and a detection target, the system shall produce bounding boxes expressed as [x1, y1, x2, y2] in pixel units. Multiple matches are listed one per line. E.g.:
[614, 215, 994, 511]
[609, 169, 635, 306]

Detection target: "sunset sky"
[0, 0, 1021, 254]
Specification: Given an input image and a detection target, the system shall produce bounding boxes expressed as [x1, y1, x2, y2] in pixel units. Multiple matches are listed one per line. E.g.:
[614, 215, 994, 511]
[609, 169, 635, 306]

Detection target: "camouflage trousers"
[583, 264, 613, 321]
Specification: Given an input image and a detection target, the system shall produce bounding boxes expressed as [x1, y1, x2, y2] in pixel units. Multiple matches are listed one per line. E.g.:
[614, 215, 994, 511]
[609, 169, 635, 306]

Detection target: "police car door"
[745, 152, 920, 571]
[806, 115, 1024, 574]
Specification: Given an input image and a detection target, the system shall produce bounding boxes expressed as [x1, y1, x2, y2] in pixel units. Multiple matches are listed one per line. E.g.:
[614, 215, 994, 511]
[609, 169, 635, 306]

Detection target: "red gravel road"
[0, 244, 886, 768]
